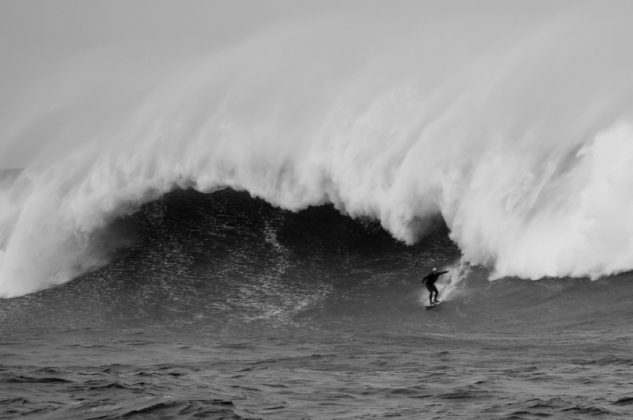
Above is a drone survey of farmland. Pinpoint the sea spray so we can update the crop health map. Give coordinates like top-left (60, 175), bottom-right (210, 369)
top-left (2, 2), bottom-right (633, 296)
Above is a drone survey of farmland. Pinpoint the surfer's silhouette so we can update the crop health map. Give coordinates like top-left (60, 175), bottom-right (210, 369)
top-left (422, 268), bottom-right (448, 305)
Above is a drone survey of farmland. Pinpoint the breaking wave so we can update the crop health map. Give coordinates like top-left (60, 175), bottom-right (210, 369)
top-left (2, 1), bottom-right (633, 296)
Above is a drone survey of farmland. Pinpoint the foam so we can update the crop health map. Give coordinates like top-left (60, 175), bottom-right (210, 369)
top-left (2, 2), bottom-right (633, 296)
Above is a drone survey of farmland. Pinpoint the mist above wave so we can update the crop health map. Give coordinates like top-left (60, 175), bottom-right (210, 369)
top-left (1, 1), bottom-right (633, 296)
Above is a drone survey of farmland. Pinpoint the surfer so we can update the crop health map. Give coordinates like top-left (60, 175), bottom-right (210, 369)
top-left (422, 268), bottom-right (448, 305)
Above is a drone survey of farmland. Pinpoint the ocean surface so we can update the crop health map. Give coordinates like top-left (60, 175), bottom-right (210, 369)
top-left (3, 2), bottom-right (633, 418)
top-left (2, 189), bottom-right (633, 419)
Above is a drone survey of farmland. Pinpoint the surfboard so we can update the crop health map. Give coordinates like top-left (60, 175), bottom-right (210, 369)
top-left (425, 302), bottom-right (440, 310)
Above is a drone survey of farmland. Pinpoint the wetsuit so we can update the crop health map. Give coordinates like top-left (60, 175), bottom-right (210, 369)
top-left (422, 270), bottom-right (448, 305)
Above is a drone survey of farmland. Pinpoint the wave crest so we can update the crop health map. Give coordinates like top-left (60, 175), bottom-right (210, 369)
top-left (2, 2), bottom-right (633, 296)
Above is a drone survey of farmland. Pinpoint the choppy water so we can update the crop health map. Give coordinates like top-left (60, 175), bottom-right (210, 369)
top-left (3, 329), bottom-right (633, 419)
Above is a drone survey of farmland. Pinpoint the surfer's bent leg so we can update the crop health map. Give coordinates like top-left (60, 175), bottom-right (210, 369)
top-left (426, 284), bottom-right (438, 305)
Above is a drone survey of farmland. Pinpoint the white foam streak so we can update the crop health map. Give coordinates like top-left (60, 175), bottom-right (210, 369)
top-left (2, 3), bottom-right (633, 296)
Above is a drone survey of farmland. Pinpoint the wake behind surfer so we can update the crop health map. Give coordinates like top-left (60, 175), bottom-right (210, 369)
top-left (422, 268), bottom-right (448, 305)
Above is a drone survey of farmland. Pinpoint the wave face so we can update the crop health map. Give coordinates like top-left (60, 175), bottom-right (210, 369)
top-left (2, 188), bottom-right (632, 335)
top-left (2, 1), bottom-right (633, 296)
top-left (0, 189), bottom-right (459, 331)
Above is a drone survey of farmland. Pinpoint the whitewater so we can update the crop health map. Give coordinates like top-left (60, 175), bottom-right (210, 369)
top-left (2, 1), bottom-right (633, 297)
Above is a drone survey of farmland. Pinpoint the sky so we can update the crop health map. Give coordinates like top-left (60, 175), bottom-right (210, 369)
top-left (0, 0), bottom-right (586, 167)
top-left (0, 1), bottom-right (308, 101)
top-left (0, 0), bottom-right (567, 86)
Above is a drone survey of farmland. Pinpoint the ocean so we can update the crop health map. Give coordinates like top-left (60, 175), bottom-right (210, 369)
top-left (2, 1), bottom-right (633, 418)
top-left (2, 189), bottom-right (633, 419)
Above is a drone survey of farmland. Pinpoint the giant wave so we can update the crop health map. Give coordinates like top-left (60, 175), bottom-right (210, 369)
top-left (2, 1), bottom-right (633, 297)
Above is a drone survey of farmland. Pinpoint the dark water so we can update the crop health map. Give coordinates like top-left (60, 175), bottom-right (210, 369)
top-left (4, 329), bottom-right (633, 419)
top-left (2, 189), bottom-right (633, 419)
